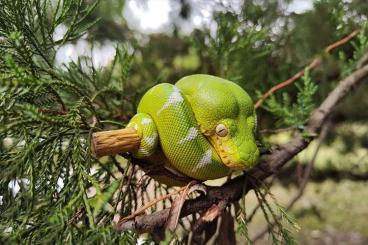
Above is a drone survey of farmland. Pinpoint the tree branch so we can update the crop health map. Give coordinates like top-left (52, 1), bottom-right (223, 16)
top-left (251, 124), bottom-right (329, 242)
top-left (116, 64), bottom-right (368, 233)
top-left (255, 30), bottom-right (360, 109)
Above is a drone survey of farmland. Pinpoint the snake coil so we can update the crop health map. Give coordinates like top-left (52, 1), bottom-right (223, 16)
top-left (127, 74), bottom-right (259, 185)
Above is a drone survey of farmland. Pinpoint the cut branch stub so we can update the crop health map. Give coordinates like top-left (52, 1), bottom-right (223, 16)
top-left (91, 128), bottom-right (141, 158)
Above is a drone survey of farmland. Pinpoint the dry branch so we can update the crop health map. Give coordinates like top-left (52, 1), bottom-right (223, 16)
top-left (91, 128), bottom-right (140, 157)
top-left (116, 64), bottom-right (368, 233)
top-left (191, 200), bottom-right (228, 236)
top-left (254, 30), bottom-right (360, 109)
top-left (91, 30), bottom-right (360, 157)
top-left (251, 124), bottom-right (329, 242)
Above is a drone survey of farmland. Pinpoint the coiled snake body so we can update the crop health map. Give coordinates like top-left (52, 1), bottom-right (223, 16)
top-left (127, 74), bottom-right (259, 185)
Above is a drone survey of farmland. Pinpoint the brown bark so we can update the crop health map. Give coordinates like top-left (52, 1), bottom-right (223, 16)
top-left (116, 64), bottom-right (368, 233)
top-left (91, 127), bottom-right (140, 157)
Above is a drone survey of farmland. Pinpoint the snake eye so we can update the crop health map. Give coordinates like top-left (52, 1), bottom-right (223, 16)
top-left (215, 124), bottom-right (228, 137)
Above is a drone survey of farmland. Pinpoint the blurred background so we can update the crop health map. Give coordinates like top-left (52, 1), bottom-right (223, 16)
top-left (56, 0), bottom-right (368, 243)
top-left (1, 0), bottom-right (368, 244)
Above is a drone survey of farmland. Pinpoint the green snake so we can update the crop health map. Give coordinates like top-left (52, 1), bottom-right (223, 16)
top-left (127, 74), bottom-right (259, 185)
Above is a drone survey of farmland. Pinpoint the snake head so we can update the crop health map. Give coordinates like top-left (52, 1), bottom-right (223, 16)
top-left (207, 113), bottom-right (259, 170)
top-left (177, 74), bottom-right (260, 171)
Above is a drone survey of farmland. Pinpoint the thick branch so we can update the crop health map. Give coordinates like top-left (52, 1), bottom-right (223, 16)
top-left (252, 124), bottom-right (329, 242)
top-left (91, 128), bottom-right (140, 157)
top-left (116, 64), bottom-right (368, 233)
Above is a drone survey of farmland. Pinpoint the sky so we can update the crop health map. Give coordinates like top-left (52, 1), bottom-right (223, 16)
top-left (123, 0), bottom-right (313, 33)
top-left (55, 0), bottom-right (314, 67)
top-left (6, 0), bottom-right (315, 199)
top-left (123, 0), bottom-right (243, 34)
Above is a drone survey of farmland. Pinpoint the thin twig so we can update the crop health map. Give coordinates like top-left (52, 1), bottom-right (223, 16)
top-left (191, 200), bottom-right (228, 244)
top-left (113, 161), bottom-right (131, 212)
top-left (124, 163), bottom-right (136, 212)
top-left (255, 30), bottom-right (360, 109)
top-left (251, 123), bottom-right (329, 242)
top-left (115, 64), bottom-right (368, 233)
top-left (259, 127), bottom-right (296, 134)
top-left (117, 181), bottom-right (195, 225)
top-left (246, 175), bottom-right (276, 223)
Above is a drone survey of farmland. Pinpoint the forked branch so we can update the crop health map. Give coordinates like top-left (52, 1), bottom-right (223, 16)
top-left (116, 64), bottom-right (368, 233)
top-left (254, 30), bottom-right (360, 109)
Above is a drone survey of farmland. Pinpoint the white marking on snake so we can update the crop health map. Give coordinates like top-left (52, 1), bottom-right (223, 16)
top-left (178, 127), bottom-right (198, 144)
top-left (194, 149), bottom-right (212, 171)
top-left (138, 148), bottom-right (150, 157)
top-left (141, 118), bottom-right (152, 124)
top-left (144, 132), bottom-right (158, 146)
top-left (157, 87), bottom-right (183, 115)
top-left (133, 124), bottom-right (138, 131)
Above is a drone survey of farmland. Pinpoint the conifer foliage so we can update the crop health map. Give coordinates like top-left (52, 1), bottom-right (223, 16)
top-left (0, 0), bottom-right (367, 244)
top-left (0, 0), bottom-right (137, 243)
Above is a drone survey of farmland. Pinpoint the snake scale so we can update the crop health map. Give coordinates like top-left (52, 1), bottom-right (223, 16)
top-left (127, 74), bottom-right (259, 185)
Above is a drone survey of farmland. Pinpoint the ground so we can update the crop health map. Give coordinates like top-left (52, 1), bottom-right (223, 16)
top-left (246, 122), bottom-right (368, 244)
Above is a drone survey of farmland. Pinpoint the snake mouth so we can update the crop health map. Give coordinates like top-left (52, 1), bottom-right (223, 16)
top-left (207, 134), bottom-right (259, 170)
top-left (207, 135), bottom-right (245, 170)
